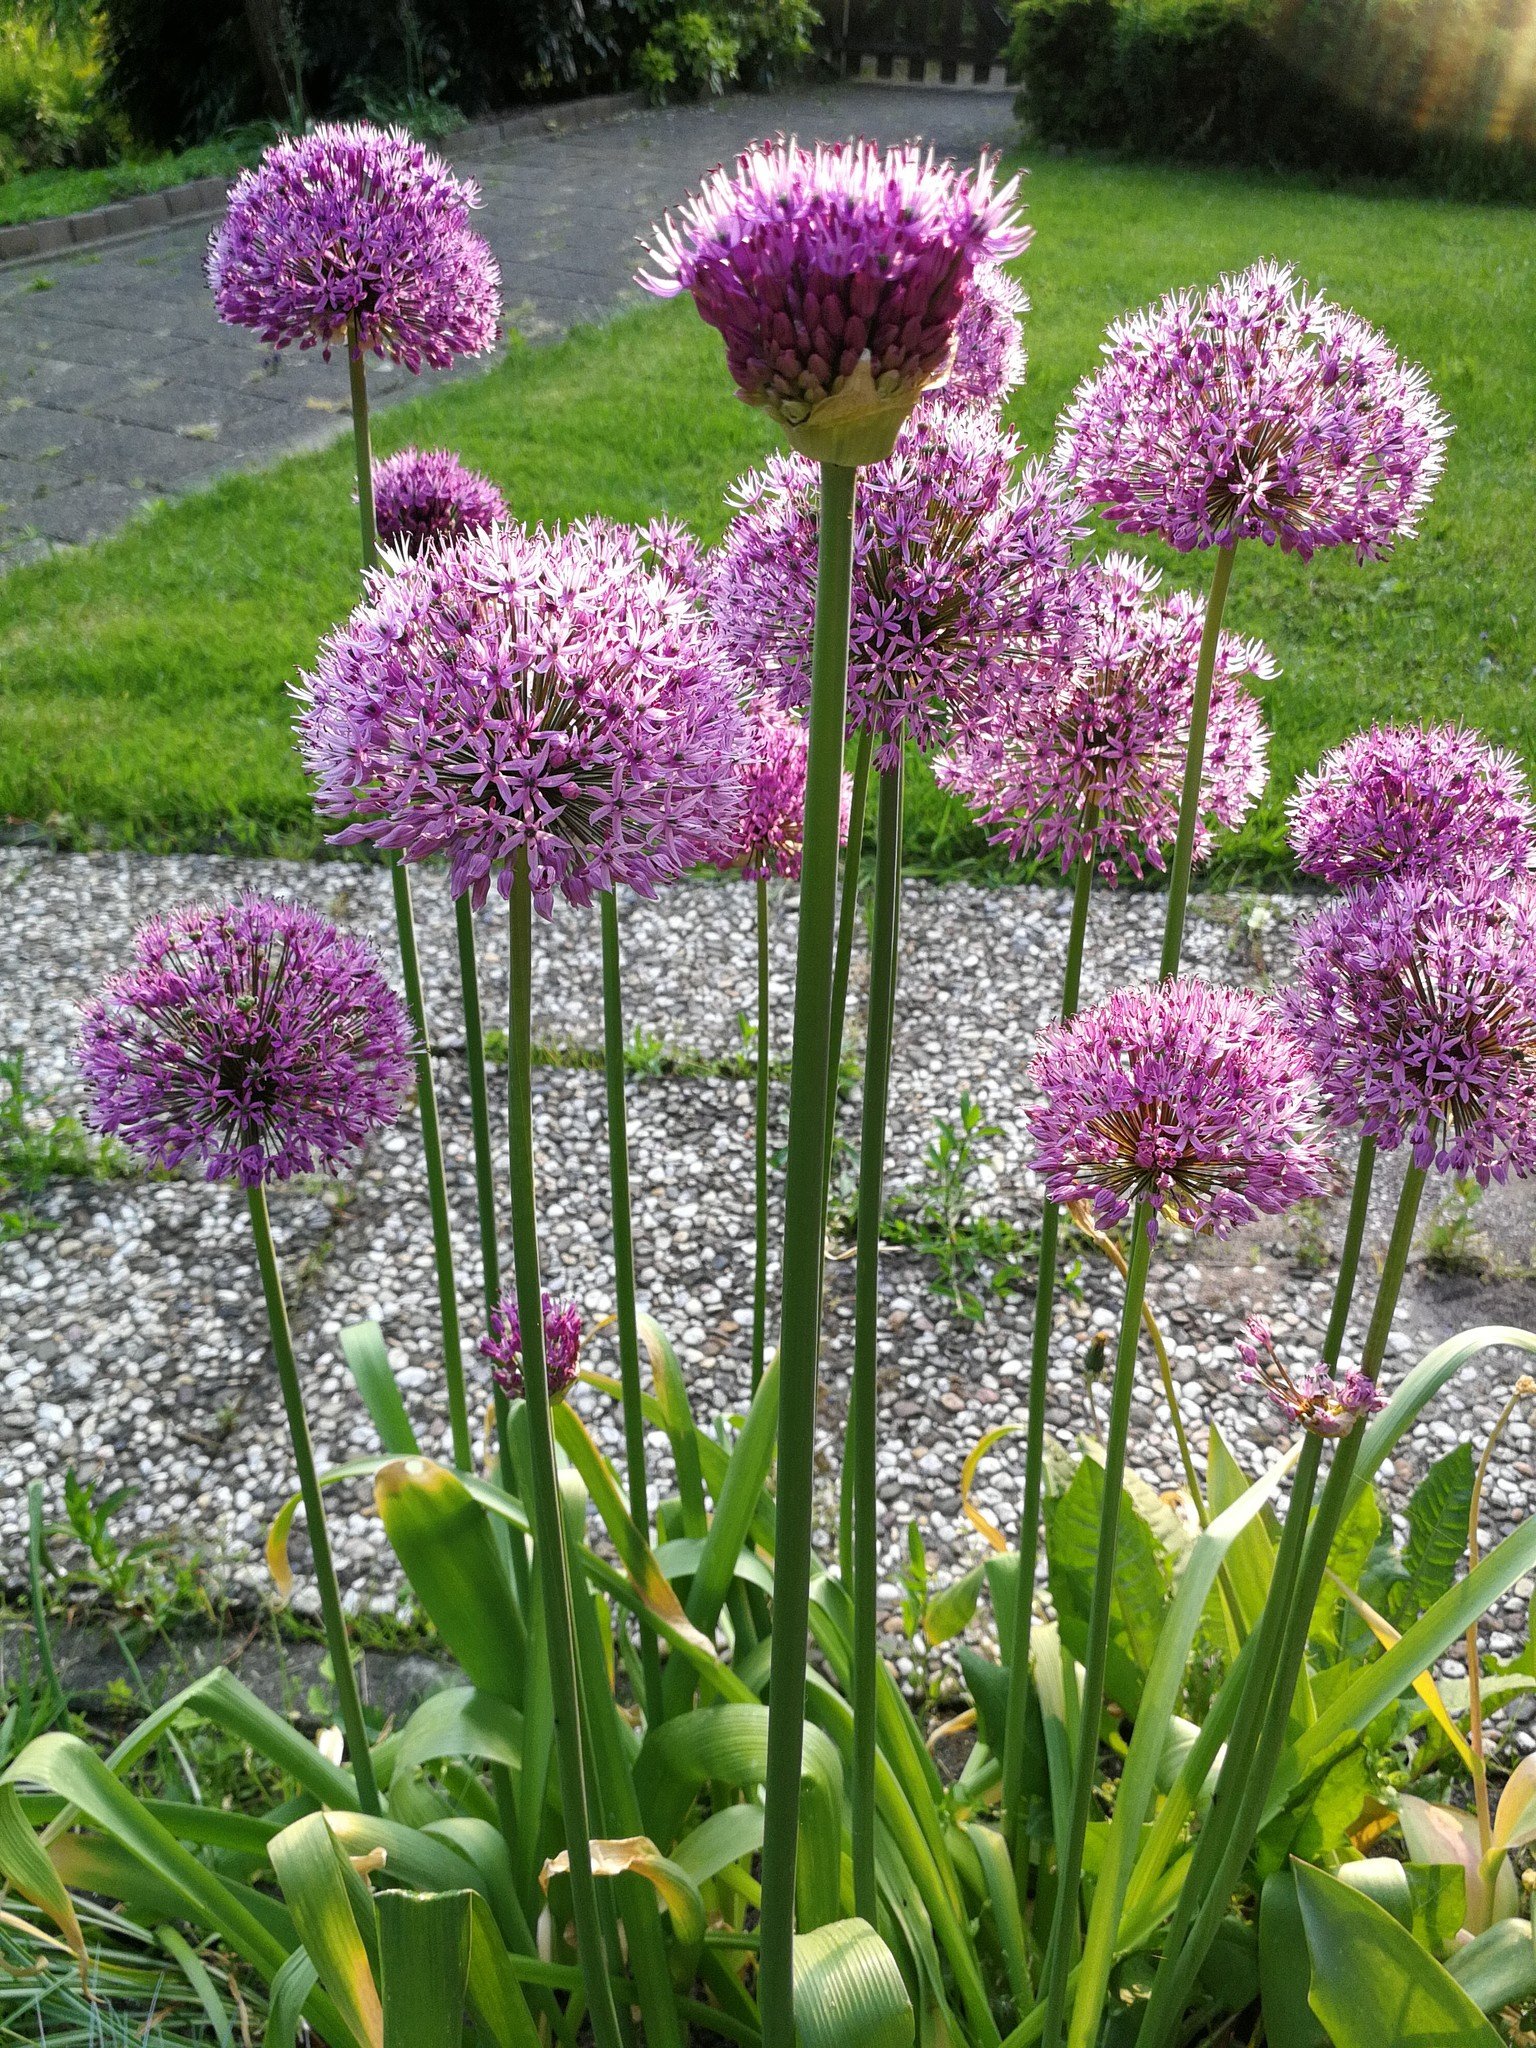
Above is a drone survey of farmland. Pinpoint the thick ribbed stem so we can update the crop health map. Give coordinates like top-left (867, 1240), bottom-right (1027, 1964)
top-left (823, 724), bottom-right (875, 1193)
top-left (1158, 544), bottom-right (1235, 981)
top-left (507, 861), bottom-right (625, 2048)
top-left (1039, 1204), bottom-right (1154, 2048)
top-left (851, 750), bottom-right (904, 1924)
top-left (1002, 847), bottom-right (1096, 1863)
top-left (753, 876), bottom-right (772, 1395)
top-left (1322, 1135), bottom-right (1377, 1367)
top-left (759, 461), bottom-right (858, 2048)
top-left (247, 1186), bottom-right (378, 1816)
top-left (600, 888), bottom-right (663, 1726)
top-left (454, 895), bottom-right (517, 1491)
top-left (347, 321), bottom-right (469, 1473)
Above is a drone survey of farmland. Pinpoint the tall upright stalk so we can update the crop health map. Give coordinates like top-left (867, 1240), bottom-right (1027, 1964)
top-left (752, 875), bottom-right (773, 1395)
top-left (506, 858), bottom-right (626, 2048)
top-left (1158, 544), bottom-right (1236, 981)
top-left (1002, 844), bottom-right (1096, 1863)
top-left (824, 726), bottom-right (876, 1192)
top-left (600, 887), bottom-right (664, 1726)
top-left (247, 1186), bottom-right (379, 1816)
top-left (346, 320), bottom-right (470, 1473)
top-left (759, 460), bottom-right (858, 2048)
top-left (1038, 1201), bottom-right (1155, 2048)
top-left (851, 749), bottom-right (905, 1923)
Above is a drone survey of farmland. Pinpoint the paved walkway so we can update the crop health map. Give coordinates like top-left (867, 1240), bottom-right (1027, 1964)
top-left (0, 84), bottom-right (1016, 569)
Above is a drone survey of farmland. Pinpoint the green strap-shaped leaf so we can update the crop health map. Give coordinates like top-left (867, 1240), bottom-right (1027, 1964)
top-left (1446, 1917), bottom-right (1536, 2013)
top-left (341, 1320), bottom-right (421, 1456)
top-left (1206, 1423), bottom-right (1277, 1644)
top-left (373, 1459), bottom-right (526, 1704)
top-left (267, 1948), bottom-right (321, 2048)
top-left (1293, 1859), bottom-right (1502, 2045)
top-left (463, 1891), bottom-right (542, 2048)
top-left (0, 1780), bottom-right (87, 1982)
top-left (375, 1685), bottom-right (525, 1785)
top-left (157, 1924), bottom-right (237, 2048)
top-left (268, 1811), bottom-right (383, 2048)
top-left (377, 1888), bottom-right (471, 2048)
top-left (793, 1917), bottom-right (914, 2048)
top-left (639, 1313), bottom-right (707, 1537)
top-left (964, 1823), bottom-right (1031, 2013)
top-left (1348, 1326), bottom-right (1536, 1516)
top-left (669, 1802), bottom-right (765, 1887)
top-left (1259, 1871), bottom-right (1328, 2048)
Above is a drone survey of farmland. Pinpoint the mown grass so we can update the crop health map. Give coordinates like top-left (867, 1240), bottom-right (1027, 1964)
top-left (0, 138), bottom-right (261, 226)
top-left (2, 148), bottom-right (1533, 880)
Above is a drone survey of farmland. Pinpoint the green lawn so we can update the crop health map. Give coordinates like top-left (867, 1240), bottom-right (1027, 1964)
top-left (3, 150), bottom-right (1534, 880)
top-left (0, 138), bottom-right (260, 226)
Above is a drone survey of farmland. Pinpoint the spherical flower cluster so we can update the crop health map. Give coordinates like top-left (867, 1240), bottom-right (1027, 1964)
top-left (708, 401), bottom-right (1084, 765)
top-left (372, 448), bottom-right (506, 556)
top-left (640, 137), bottom-right (1028, 465)
top-left (299, 518), bottom-right (742, 916)
top-left (936, 552), bottom-right (1272, 881)
top-left (1057, 260), bottom-right (1450, 561)
top-left (1286, 874), bottom-right (1536, 1181)
top-left (480, 1293), bottom-right (584, 1403)
top-left (78, 896), bottom-right (412, 1188)
top-left (207, 123), bottom-right (501, 370)
top-left (1288, 722), bottom-right (1534, 887)
top-left (713, 703), bottom-right (850, 882)
top-left (938, 260), bottom-right (1027, 410)
top-left (1028, 978), bottom-right (1331, 1238)
top-left (1235, 1316), bottom-right (1383, 1437)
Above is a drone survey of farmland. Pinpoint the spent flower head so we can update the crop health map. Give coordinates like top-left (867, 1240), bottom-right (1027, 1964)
top-left (300, 518), bottom-right (742, 916)
top-left (1235, 1316), bottom-right (1384, 1437)
top-left (372, 447), bottom-right (506, 556)
top-left (1286, 874), bottom-right (1536, 1181)
top-left (1288, 722), bottom-right (1534, 888)
top-left (1028, 977), bottom-right (1331, 1238)
top-left (207, 123), bottom-right (501, 370)
top-left (480, 1293), bottom-right (583, 1403)
top-left (78, 895), bottom-right (412, 1188)
top-left (936, 551), bottom-right (1272, 881)
top-left (708, 400), bottom-right (1084, 766)
top-left (640, 136), bottom-right (1028, 464)
top-left (1057, 260), bottom-right (1449, 561)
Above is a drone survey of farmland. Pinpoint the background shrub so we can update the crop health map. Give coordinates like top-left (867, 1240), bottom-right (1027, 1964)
top-left (1009, 0), bottom-right (1536, 201)
top-left (0, 3), bottom-right (124, 176)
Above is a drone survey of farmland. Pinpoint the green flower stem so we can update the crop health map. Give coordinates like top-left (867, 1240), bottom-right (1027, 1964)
top-left (1322, 1134), bottom-right (1377, 1366)
top-left (246, 1185), bottom-right (379, 1817)
top-left (455, 895), bottom-right (501, 1326)
top-left (1002, 845), bottom-right (1096, 1865)
top-left (600, 887), bottom-right (664, 1726)
top-left (852, 748), bottom-right (905, 1924)
top-left (507, 858), bottom-right (626, 2048)
top-left (1134, 1156), bottom-right (1428, 2048)
top-left (1038, 1201), bottom-right (1155, 2048)
top-left (346, 321), bottom-right (471, 1474)
top-left (752, 875), bottom-right (772, 1396)
top-left (1158, 544), bottom-right (1236, 981)
top-left (823, 724), bottom-right (876, 1194)
top-left (759, 459), bottom-right (859, 2048)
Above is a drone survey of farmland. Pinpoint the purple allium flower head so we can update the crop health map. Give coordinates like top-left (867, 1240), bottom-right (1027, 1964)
top-left (1057, 260), bottom-right (1450, 562)
top-left (371, 448), bottom-right (506, 557)
top-left (937, 260), bottom-right (1028, 410)
top-left (935, 551), bottom-right (1272, 882)
top-left (708, 400), bottom-right (1084, 767)
top-left (1287, 722), bottom-right (1534, 888)
top-left (713, 702), bottom-right (851, 882)
top-left (480, 1292), bottom-right (583, 1403)
top-left (207, 123), bottom-right (501, 370)
top-left (1285, 874), bottom-right (1536, 1181)
top-left (639, 136), bottom-right (1029, 465)
top-left (78, 895), bottom-right (412, 1188)
top-left (1235, 1315), bottom-right (1384, 1436)
top-left (1028, 977), bottom-right (1331, 1239)
top-left (300, 518), bottom-right (742, 916)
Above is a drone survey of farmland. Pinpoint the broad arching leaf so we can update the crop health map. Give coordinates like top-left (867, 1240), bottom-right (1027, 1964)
top-left (792, 1917), bottom-right (914, 2048)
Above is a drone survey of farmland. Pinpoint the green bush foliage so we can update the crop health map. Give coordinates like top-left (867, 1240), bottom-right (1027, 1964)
top-left (1009, 0), bottom-right (1536, 200)
top-left (0, 4), bottom-right (123, 177)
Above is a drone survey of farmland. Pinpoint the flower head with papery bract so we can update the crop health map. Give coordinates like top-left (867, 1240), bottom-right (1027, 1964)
top-left (207, 123), bottom-right (501, 370)
top-left (1286, 874), bottom-right (1536, 1181)
top-left (935, 552), bottom-right (1272, 882)
top-left (708, 400), bottom-right (1084, 766)
top-left (1288, 722), bottom-right (1534, 887)
top-left (480, 1293), bottom-right (583, 1403)
top-left (1028, 978), bottom-right (1331, 1238)
top-left (78, 896), bottom-right (412, 1188)
top-left (372, 448), bottom-right (506, 557)
top-left (640, 137), bottom-right (1029, 465)
top-left (300, 518), bottom-right (742, 916)
top-left (712, 703), bottom-right (847, 882)
top-left (936, 260), bottom-right (1027, 410)
top-left (1235, 1316), bottom-right (1383, 1438)
top-left (1057, 260), bottom-right (1449, 561)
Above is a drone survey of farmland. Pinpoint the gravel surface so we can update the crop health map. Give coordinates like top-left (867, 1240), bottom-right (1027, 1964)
top-left (4, 851), bottom-right (1535, 1717)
